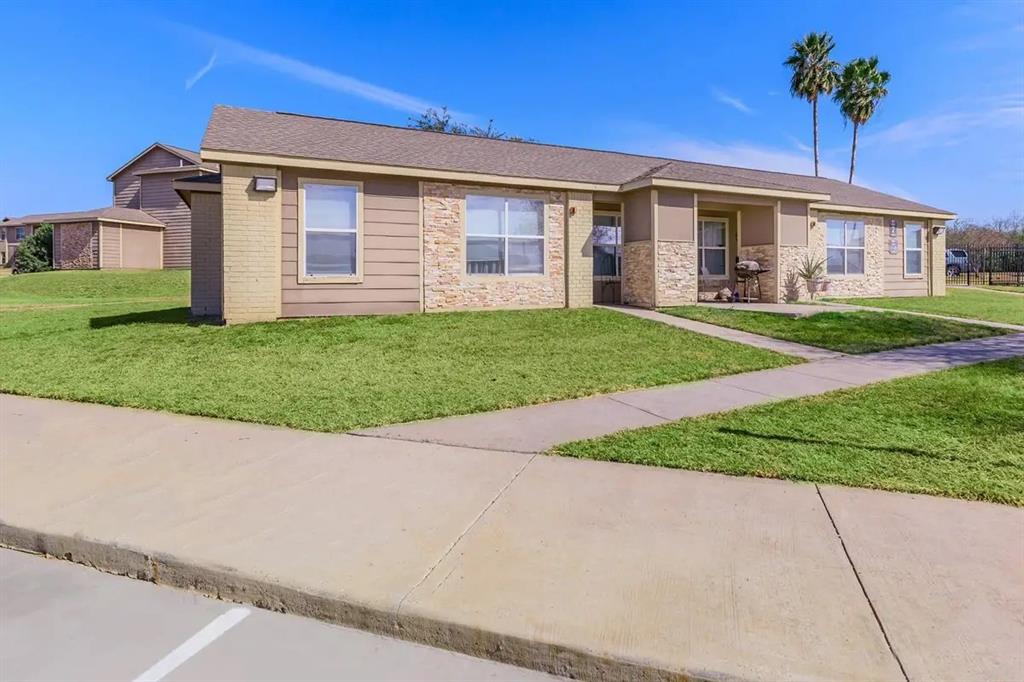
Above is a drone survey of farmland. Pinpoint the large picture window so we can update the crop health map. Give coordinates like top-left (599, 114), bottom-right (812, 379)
top-left (593, 213), bottom-right (622, 277)
top-left (698, 219), bottom-right (727, 277)
top-left (301, 181), bottom-right (360, 278)
top-left (904, 223), bottom-right (923, 276)
top-left (826, 219), bottom-right (865, 275)
top-left (466, 195), bottom-right (544, 275)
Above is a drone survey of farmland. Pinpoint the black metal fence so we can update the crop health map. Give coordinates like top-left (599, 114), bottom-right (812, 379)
top-left (946, 246), bottom-right (1024, 287)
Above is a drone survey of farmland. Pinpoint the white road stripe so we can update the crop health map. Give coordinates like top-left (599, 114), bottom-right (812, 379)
top-left (133, 607), bottom-right (251, 682)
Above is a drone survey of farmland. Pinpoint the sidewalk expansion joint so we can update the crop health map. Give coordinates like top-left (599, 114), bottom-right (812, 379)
top-left (394, 453), bottom-right (539, 615)
top-left (604, 396), bottom-right (674, 423)
top-left (345, 430), bottom-right (541, 455)
top-left (815, 484), bottom-right (910, 682)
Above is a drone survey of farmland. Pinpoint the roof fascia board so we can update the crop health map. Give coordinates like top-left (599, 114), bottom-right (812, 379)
top-left (622, 176), bottom-right (831, 201)
top-left (134, 164), bottom-right (218, 176)
top-left (201, 149), bottom-right (622, 192)
top-left (810, 203), bottom-right (956, 220)
top-left (106, 143), bottom-right (199, 181)
top-left (172, 179), bottom-right (222, 193)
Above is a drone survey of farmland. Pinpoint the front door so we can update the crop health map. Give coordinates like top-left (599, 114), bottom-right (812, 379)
top-left (593, 211), bottom-right (622, 303)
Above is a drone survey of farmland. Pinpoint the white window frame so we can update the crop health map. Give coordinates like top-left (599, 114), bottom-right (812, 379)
top-left (464, 193), bottom-right (546, 277)
top-left (903, 222), bottom-right (924, 278)
top-left (825, 218), bottom-right (866, 277)
top-left (698, 217), bottom-right (729, 279)
top-left (297, 178), bottom-right (363, 284)
top-left (592, 211), bottom-right (623, 279)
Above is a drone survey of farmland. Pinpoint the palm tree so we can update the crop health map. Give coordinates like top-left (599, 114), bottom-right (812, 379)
top-left (784, 32), bottom-right (840, 177)
top-left (834, 57), bottom-right (891, 184)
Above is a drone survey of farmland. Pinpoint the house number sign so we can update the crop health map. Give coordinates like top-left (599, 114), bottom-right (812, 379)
top-left (888, 219), bottom-right (898, 238)
top-left (888, 239), bottom-right (899, 255)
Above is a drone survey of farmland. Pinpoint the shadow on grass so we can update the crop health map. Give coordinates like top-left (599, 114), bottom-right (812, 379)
top-left (714, 427), bottom-right (1011, 467)
top-left (89, 307), bottom-right (220, 329)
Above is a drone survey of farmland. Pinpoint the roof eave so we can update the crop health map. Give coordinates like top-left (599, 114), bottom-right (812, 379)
top-left (621, 177), bottom-right (831, 201)
top-left (809, 202), bottom-right (956, 221)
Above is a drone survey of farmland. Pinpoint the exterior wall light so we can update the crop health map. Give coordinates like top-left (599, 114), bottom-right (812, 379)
top-left (932, 225), bottom-right (946, 236)
top-left (253, 176), bottom-right (278, 193)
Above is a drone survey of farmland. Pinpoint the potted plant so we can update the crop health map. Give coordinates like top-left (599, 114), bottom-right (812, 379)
top-left (795, 254), bottom-right (829, 300)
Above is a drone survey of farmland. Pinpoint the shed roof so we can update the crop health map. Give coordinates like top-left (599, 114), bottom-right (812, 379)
top-left (2, 207), bottom-right (164, 228)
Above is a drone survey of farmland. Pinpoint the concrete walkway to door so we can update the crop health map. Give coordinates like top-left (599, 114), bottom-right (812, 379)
top-left (357, 332), bottom-right (1024, 452)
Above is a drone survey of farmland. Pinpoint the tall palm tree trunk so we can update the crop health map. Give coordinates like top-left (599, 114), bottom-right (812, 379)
top-left (812, 97), bottom-right (820, 177)
top-left (848, 121), bottom-right (859, 184)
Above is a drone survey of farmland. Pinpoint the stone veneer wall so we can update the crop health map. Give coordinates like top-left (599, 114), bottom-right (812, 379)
top-left (807, 213), bottom-right (885, 298)
top-left (422, 182), bottom-right (566, 311)
top-left (737, 244), bottom-right (778, 303)
top-left (565, 192), bottom-right (593, 308)
top-left (622, 240), bottom-right (653, 307)
top-left (656, 241), bottom-right (698, 306)
top-left (54, 222), bottom-right (99, 270)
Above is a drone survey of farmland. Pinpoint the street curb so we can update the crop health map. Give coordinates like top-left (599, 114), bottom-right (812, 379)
top-left (0, 524), bottom-right (727, 682)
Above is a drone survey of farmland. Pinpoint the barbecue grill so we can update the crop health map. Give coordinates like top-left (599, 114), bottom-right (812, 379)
top-left (734, 260), bottom-right (772, 302)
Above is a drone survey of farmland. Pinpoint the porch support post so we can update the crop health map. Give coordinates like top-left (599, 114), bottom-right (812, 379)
top-left (565, 192), bottom-right (594, 308)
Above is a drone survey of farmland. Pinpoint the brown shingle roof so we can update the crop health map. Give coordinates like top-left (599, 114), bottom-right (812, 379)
top-left (201, 105), bottom-right (953, 216)
top-left (2, 207), bottom-right (164, 228)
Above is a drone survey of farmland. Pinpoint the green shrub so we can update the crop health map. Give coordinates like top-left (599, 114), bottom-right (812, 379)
top-left (13, 223), bottom-right (53, 274)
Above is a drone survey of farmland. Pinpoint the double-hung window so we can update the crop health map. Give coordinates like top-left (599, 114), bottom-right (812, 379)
top-left (466, 195), bottom-right (544, 275)
top-left (698, 219), bottom-right (728, 277)
top-left (904, 223), bottom-right (923, 276)
top-left (592, 213), bottom-right (622, 277)
top-left (826, 219), bottom-right (865, 275)
top-left (15, 227), bottom-right (26, 241)
top-left (301, 181), bottom-right (360, 279)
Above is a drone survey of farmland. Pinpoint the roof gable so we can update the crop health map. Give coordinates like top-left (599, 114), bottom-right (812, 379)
top-left (106, 143), bottom-right (204, 181)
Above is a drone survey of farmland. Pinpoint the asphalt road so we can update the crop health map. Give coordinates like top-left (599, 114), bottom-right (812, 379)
top-left (0, 549), bottom-right (560, 682)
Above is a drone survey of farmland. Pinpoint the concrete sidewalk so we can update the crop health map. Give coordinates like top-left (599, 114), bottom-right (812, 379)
top-left (358, 333), bottom-right (1024, 452)
top-left (2, 394), bottom-right (1022, 682)
top-left (819, 300), bottom-right (1024, 331)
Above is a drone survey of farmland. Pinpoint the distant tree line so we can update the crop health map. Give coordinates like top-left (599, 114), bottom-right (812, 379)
top-left (947, 213), bottom-right (1024, 249)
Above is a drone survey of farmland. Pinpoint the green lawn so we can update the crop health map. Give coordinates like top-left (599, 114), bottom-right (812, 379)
top-left (831, 287), bottom-right (1024, 326)
top-left (0, 271), bottom-right (796, 431)
top-left (660, 306), bottom-right (1003, 354)
top-left (973, 285), bottom-right (1024, 294)
top-left (553, 359), bottom-right (1024, 506)
top-left (0, 269), bottom-right (189, 306)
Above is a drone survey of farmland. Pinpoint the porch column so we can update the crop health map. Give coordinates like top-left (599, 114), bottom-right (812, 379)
top-left (565, 192), bottom-right (593, 308)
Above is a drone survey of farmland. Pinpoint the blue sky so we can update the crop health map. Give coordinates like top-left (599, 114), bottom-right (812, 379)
top-left (2, 0), bottom-right (1021, 221)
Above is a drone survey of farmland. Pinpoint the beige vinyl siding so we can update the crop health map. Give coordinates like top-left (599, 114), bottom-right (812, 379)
top-left (112, 147), bottom-right (184, 209)
top-left (622, 188), bottom-right (652, 242)
top-left (779, 200), bottom-right (809, 246)
top-left (281, 169), bottom-right (420, 317)
top-left (140, 170), bottom-right (195, 268)
top-left (742, 205), bottom-right (774, 246)
top-left (121, 225), bottom-right (162, 269)
top-left (884, 217), bottom-right (929, 297)
top-left (100, 223), bottom-right (122, 268)
top-left (656, 189), bottom-right (696, 241)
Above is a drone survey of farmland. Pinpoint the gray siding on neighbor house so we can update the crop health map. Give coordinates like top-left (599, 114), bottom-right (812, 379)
top-left (112, 148), bottom-right (184, 209)
top-left (121, 224), bottom-right (162, 269)
top-left (100, 223), bottom-right (122, 268)
top-left (883, 217), bottom-right (930, 297)
top-left (140, 170), bottom-right (196, 268)
top-left (280, 169), bottom-right (421, 317)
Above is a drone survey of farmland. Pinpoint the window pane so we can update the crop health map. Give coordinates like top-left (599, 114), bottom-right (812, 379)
top-left (847, 248), bottom-right (865, 274)
top-left (305, 232), bottom-right (356, 276)
top-left (507, 199), bottom-right (544, 236)
top-left (826, 220), bottom-right (845, 246)
top-left (592, 224), bottom-right (619, 245)
top-left (594, 245), bottom-right (618, 276)
top-left (846, 221), bottom-right (865, 247)
top-left (467, 195), bottom-right (505, 236)
top-left (467, 236), bottom-right (504, 274)
top-left (906, 251), bottom-right (922, 274)
top-left (827, 248), bottom-right (845, 274)
top-left (594, 214), bottom-right (620, 228)
top-left (701, 222), bottom-right (726, 247)
top-left (306, 184), bottom-right (357, 230)
top-left (703, 248), bottom-right (726, 275)
top-left (508, 237), bottom-right (544, 274)
top-left (906, 225), bottom-right (923, 249)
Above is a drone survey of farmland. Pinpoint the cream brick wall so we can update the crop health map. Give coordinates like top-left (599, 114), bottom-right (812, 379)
top-left (422, 182), bottom-right (566, 310)
top-left (622, 240), bottom-right (654, 307)
top-left (221, 164), bottom-right (281, 324)
top-left (565, 192), bottom-right (593, 308)
top-left (656, 241), bottom-right (698, 306)
top-left (930, 222), bottom-right (946, 296)
top-left (190, 192), bottom-right (223, 319)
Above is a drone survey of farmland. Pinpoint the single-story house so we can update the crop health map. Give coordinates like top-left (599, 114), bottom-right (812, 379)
top-left (176, 105), bottom-right (955, 324)
top-left (2, 142), bottom-right (217, 269)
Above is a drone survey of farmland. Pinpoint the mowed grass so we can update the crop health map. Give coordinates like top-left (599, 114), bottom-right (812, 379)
top-left (660, 306), bottom-right (1003, 354)
top-left (0, 271), bottom-right (796, 431)
top-left (553, 359), bottom-right (1024, 505)
top-left (0, 269), bottom-right (189, 306)
top-left (831, 287), bottom-right (1024, 326)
